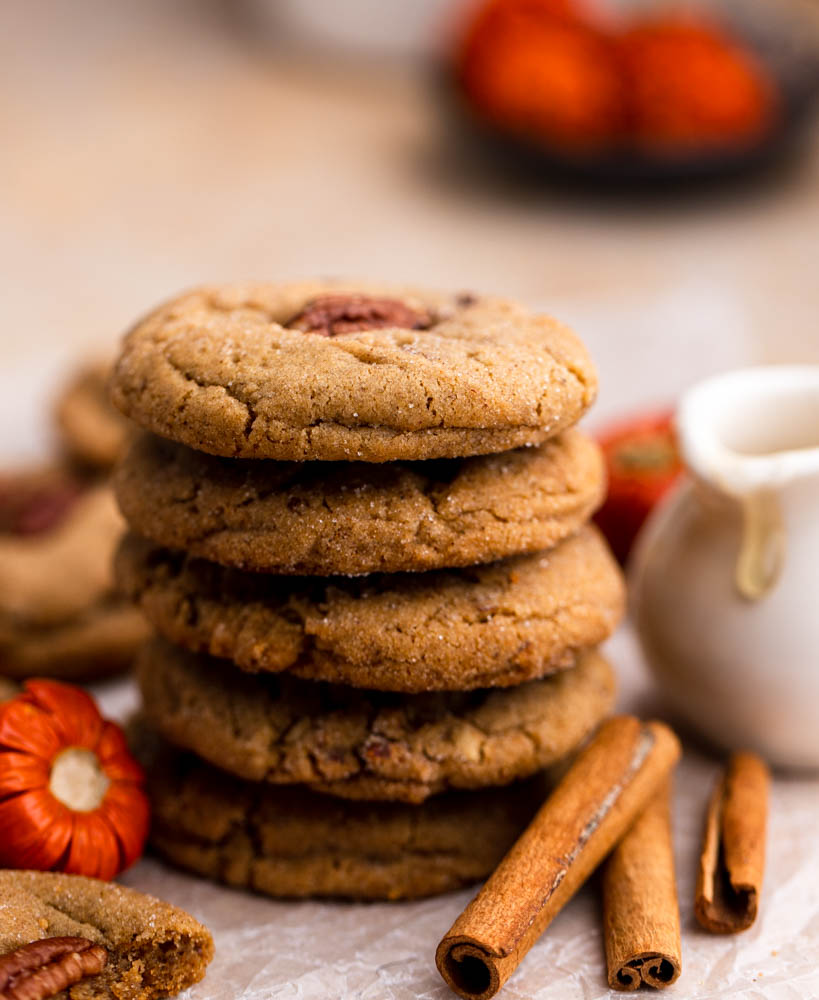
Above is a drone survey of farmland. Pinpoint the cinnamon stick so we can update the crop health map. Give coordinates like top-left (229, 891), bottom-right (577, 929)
top-left (602, 780), bottom-right (681, 990)
top-left (435, 716), bottom-right (680, 1000)
top-left (695, 751), bottom-right (769, 933)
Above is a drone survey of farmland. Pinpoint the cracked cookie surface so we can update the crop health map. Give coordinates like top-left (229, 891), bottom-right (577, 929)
top-left (117, 525), bottom-right (624, 691)
top-left (137, 637), bottom-right (615, 803)
top-left (147, 745), bottom-right (546, 899)
top-left (0, 869), bottom-right (213, 1000)
top-left (110, 281), bottom-right (597, 462)
top-left (115, 428), bottom-right (604, 575)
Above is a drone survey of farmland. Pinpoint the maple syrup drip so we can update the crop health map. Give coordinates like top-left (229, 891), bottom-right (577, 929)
top-left (735, 491), bottom-right (785, 601)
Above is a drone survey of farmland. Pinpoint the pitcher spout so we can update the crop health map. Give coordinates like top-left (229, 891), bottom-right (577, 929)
top-left (677, 365), bottom-right (819, 499)
top-left (677, 366), bottom-right (819, 600)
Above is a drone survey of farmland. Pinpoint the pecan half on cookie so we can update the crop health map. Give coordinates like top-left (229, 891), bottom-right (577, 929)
top-left (286, 293), bottom-right (431, 336)
top-left (0, 870), bottom-right (213, 1000)
top-left (0, 937), bottom-right (106, 1000)
top-left (0, 470), bottom-right (82, 536)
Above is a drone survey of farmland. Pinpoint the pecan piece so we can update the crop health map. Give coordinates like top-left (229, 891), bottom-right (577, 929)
top-left (362, 734), bottom-right (393, 762)
top-left (0, 937), bottom-right (107, 1000)
top-left (286, 294), bottom-right (431, 337)
top-left (0, 472), bottom-right (82, 535)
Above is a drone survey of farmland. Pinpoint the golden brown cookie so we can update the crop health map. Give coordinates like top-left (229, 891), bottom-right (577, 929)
top-left (0, 474), bottom-right (149, 680)
top-left (54, 361), bottom-right (132, 472)
top-left (115, 429), bottom-right (604, 576)
top-left (147, 744), bottom-right (546, 900)
top-left (0, 869), bottom-right (213, 999)
top-left (110, 281), bottom-right (597, 462)
top-left (117, 525), bottom-right (624, 691)
top-left (137, 637), bottom-right (615, 804)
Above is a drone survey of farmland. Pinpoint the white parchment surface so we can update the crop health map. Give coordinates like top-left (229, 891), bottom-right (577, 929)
top-left (94, 628), bottom-right (819, 1000)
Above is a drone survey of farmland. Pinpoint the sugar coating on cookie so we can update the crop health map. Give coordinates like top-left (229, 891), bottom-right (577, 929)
top-left (116, 524), bottom-right (624, 691)
top-left (137, 637), bottom-right (616, 803)
top-left (110, 281), bottom-right (598, 462)
top-left (114, 428), bottom-right (605, 575)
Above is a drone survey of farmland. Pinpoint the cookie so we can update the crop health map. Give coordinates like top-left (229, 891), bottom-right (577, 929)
top-left (0, 869), bottom-right (213, 999)
top-left (0, 676), bottom-right (18, 701)
top-left (117, 524), bottom-right (624, 691)
top-left (137, 638), bottom-right (615, 803)
top-left (54, 361), bottom-right (132, 472)
top-left (147, 744), bottom-right (545, 900)
top-left (110, 281), bottom-right (597, 462)
top-left (115, 428), bottom-right (604, 575)
top-left (0, 465), bottom-right (82, 535)
top-left (0, 604), bottom-right (150, 682)
top-left (0, 474), bottom-right (150, 679)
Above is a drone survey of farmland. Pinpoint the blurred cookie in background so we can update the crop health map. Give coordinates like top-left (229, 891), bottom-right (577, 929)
top-left (0, 466), bottom-right (149, 680)
top-left (0, 675), bottom-right (18, 701)
top-left (55, 360), bottom-right (132, 474)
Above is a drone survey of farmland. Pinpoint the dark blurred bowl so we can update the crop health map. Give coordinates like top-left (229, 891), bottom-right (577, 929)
top-left (444, 4), bottom-right (819, 187)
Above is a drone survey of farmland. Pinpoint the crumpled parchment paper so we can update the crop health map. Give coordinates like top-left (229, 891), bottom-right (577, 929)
top-left (96, 627), bottom-right (819, 1000)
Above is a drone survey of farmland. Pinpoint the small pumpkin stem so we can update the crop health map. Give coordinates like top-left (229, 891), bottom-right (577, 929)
top-left (49, 748), bottom-right (110, 812)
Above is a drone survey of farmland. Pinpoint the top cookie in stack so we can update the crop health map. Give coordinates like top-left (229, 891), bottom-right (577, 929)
top-left (111, 282), bottom-right (625, 900)
top-left (110, 281), bottom-right (597, 463)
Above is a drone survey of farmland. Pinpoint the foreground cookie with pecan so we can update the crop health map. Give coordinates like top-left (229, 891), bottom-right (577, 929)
top-left (146, 741), bottom-right (547, 900)
top-left (0, 471), bottom-right (149, 680)
top-left (0, 937), bottom-right (107, 1000)
top-left (117, 524), bottom-right (624, 691)
top-left (110, 281), bottom-right (597, 462)
top-left (0, 869), bottom-right (213, 999)
top-left (115, 429), bottom-right (604, 576)
top-left (137, 637), bottom-right (615, 803)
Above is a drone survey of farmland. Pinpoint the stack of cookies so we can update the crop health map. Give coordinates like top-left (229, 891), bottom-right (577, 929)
top-left (110, 282), bottom-right (625, 900)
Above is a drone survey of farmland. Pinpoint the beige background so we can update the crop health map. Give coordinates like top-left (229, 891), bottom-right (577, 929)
top-left (2, 2), bottom-right (818, 997)
top-left (2, 0), bottom-right (819, 458)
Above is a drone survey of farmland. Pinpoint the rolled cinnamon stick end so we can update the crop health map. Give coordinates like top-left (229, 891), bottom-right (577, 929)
top-left (435, 716), bottom-right (681, 1000)
top-left (695, 751), bottom-right (769, 933)
top-left (602, 781), bottom-right (681, 990)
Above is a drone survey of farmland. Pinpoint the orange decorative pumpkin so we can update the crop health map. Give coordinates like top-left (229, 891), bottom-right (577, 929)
top-left (455, 0), bottom-right (778, 155)
top-left (457, 0), bottom-right (627, 148)
top-left (619, 18), bottom-right (776, 150)
top-left (594, 410), bottom-right (682, 565)
top-left (0, 680), bottom-right (149, 879)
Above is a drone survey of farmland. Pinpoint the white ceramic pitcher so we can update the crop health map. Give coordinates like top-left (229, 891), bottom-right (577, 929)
top-left (632, 366), bottom-right (819, 769)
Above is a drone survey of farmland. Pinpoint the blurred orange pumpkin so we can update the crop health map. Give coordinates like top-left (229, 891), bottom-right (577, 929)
top-left (620, 17), bottom-right (776, 150)
top-left (594, 410), bottom-right (683, 564)
top-left (456, 0), bottom-right (777, 154)
top-left (457, 0), bottom-right (627, 148)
